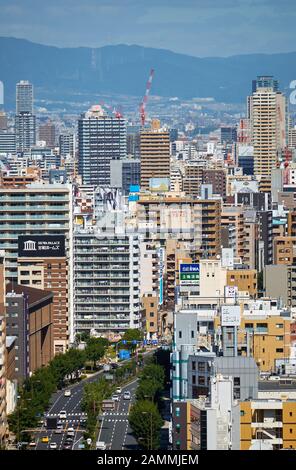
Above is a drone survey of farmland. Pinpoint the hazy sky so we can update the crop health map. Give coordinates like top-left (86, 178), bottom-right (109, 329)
top-left (0, 0), bottom-right (295, 57)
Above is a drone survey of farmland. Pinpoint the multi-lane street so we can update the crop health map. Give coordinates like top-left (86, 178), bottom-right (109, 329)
top-left (31, 349), bottom-right (156, 450)
top-left (97, 378), bottom-right (139, 450)
top-left (35, 368), bottom-right (105, 450)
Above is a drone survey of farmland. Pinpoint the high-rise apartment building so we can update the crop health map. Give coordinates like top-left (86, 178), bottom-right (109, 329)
top-left (17, 235), bottom-right (69, 354)
top-left (249, 76), bottom-right (286, 177)
top-left (0, 252), bottom-right (6, 444)
top-left (140, 122), bottom-right (170, 190)
top-left (0, 132), bottom-right (16, 154)
top-left (0, 184), bottom-right (74, 348)
top-left (78, 105), bottom-right (126, 186)
top-left (74, 229), bottom-right (140, 338)
top-left (16, 80), bottom-right (33, 114)
top-left (15, 112), bottom-right (36, 151)
top-left (59, 132), bottom-right (75, 158)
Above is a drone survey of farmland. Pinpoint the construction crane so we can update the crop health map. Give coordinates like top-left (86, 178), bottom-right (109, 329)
top-left (100, 101), bottom-right (123, 119)
top-left (139, 68), bottom-right (155, 127)
top-left (283, 146), bottom-right (292, 185)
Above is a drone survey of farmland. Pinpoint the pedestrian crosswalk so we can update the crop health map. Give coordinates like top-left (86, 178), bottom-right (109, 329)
top-left (104, 418), bottom-right (129, 423)
top-left (46, 412), bottom-right (87, 417)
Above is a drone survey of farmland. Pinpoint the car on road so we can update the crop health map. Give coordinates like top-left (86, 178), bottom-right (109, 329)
top-left (67, 427), bottom-right (75, 437)
top-left (123, 391), bottom-right (131, 400)
top-left (65, 437), bottom-right (73, 443)
top-left (64, 390), bottom-right (71, 397)
top-left (96, 441), bottom-right (106, 450)
top-left (59, 410), bottom-right (67, 420)
top-left (63, 443), bottom-right (72, 450)
top-left (111, 393), bottom-right (119, 401)
top-left (49, 442), bottom-right (58, 449)
top-left (29, 441), bottom-right (36, 448)
top-left (116, 387), bottom-right (122, 394)
top-left (41, 436), bottom-right (49, 443)
top-left (54, 428), bottom-right (63, 434)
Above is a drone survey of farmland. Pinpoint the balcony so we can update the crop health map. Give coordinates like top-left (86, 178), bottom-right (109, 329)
top-left (251, 421), bottom-right (283, 429)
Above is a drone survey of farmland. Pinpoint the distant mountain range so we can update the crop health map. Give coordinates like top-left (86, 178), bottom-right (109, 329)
top-left (1, 37), bottom-right (296, 107)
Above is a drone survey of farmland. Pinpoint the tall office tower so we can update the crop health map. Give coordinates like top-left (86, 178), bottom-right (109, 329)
top-left (0, 184), bottom-right (74, 348)
top-left (248, 76), bottom-right (287, 177)
top-left (16, 80), bottom-right (33, 114)
top-left (74, 229), bottom-right (140, 338)
top-left (0, 252), bottom-right (6, 444)
top-left (0, 112), bottom-right (8, 131)
top-left (78, 105), bottom-right (126, 186)
top-left (59, 132), bottom-right (75, 158)
top-left (140, 120), bottom-right (170, 190)
top-left (39, 121), bottom-right (56, 148)
top-left (15, 112), bottom-right (36, 151)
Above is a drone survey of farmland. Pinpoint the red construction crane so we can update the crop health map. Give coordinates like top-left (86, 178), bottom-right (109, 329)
top-left (283, 146), bottom-right (292, 185)
top-left (139, 68), bottom-right (155, 127)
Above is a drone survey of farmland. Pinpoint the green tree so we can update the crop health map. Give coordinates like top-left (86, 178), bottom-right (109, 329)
top-left (122, 329), bottom-right (143, 343)
top-left (85, 338), bottom-right (108, 370)
top-left (140, 364), bottom-right (165, 389)
top-left (136, 379), bottom-right (159, 401)
top-left (129, 400), bottom-right (163, 450)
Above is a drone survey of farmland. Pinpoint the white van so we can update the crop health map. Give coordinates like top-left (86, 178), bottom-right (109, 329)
top-left (96, 441), bottom-right (106, 450)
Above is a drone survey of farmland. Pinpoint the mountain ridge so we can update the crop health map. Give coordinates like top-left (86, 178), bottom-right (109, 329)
top-left (1, 37), bottom-right (296, 107)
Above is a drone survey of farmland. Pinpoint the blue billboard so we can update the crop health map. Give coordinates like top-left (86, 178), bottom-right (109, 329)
top-left (179, 263), bottom-right (200, 285)
top-left (119, 349), bottom-right (131, 360)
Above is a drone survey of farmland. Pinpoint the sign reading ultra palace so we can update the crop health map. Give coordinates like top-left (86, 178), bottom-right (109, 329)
top-left (18, 235), bottom-right (66, 258)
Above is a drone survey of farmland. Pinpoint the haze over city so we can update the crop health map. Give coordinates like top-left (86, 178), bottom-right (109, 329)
top-left (1, 0), bottom-right (296, 462)
top-left (0, 0), bottom-right (295, 56)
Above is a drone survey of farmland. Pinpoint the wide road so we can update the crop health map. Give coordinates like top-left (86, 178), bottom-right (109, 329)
top-left (33, 348), bottom-right (155, 450)
top-left (97, 378), bottom-right (139, 450)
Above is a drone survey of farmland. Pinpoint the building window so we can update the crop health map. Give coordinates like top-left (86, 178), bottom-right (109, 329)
top-left (276, 348), bottom-right (284, 353)
top-left (198, 362), bottom-right (205, 372)
top-left (192, 376), bottom-right (196, 384)
top-left (234, 377), bottom-right (240, 386)
top-left (192, 362), bottom-right (196, 371)
top-left (198, 376), bottom-right (205, 385)
top-left (191, 331), bottom-right (194, 338)
top-left (175, 408), bottom-right (180, 417)
top-left (240, 410), bottom-right (245, 416)
top-left (178, 331), bottom-right (182, 339)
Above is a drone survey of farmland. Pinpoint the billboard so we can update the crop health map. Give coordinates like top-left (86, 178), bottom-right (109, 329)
top-left (119, 349), bottom-right (131, 360)
top-left (18, 235), bottom-right (66, 258)
top-left (149, 177), bottom-right (170, 192)
top-left (224, 285), bottom-right (238, 299)
top-left (158, 247), bottom-right (165, 306)
top-left (221, 305), bottom-right (240, 327)
top-left (179, 263), bottom-right (199, 286)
